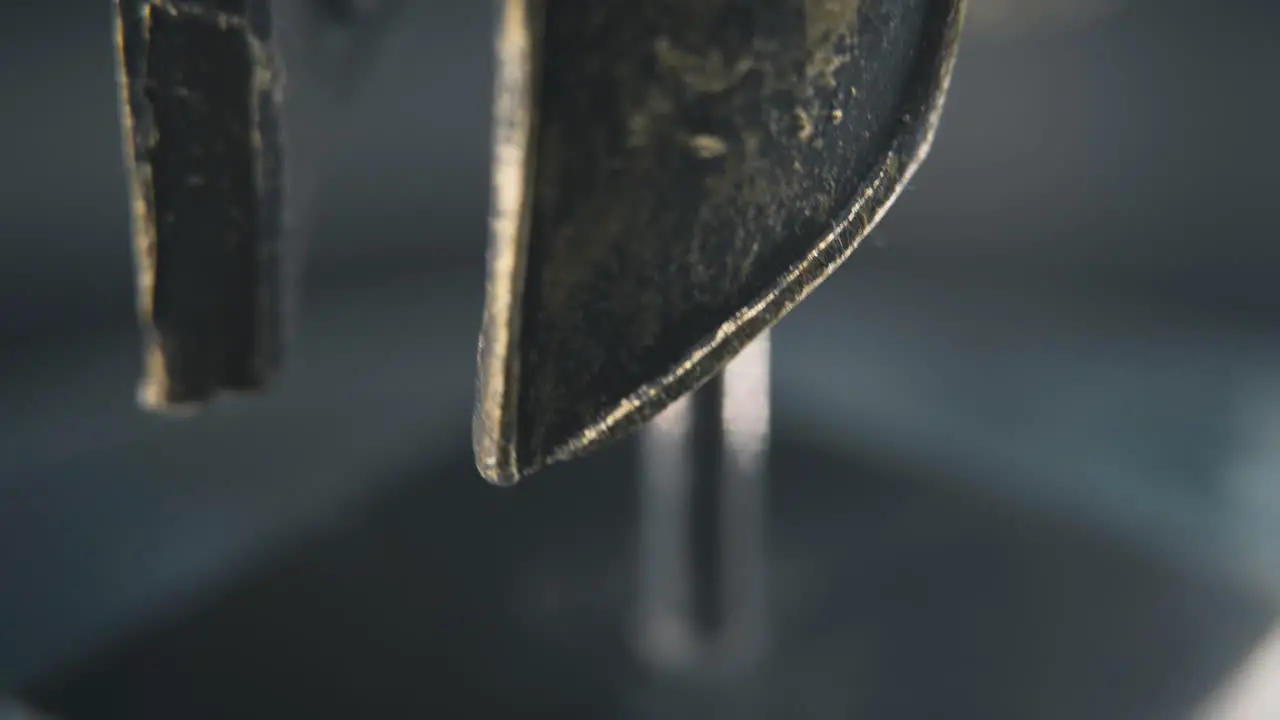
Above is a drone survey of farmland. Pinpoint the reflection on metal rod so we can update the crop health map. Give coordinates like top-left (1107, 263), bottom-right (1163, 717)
top-left (1198, 624), bottom-right (1280, 720)
top-left (637, 333), bottom-right (771, 675)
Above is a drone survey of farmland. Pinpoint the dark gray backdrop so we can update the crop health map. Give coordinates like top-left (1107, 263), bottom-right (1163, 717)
top-left (2, 1), bottom-right (1279, 717)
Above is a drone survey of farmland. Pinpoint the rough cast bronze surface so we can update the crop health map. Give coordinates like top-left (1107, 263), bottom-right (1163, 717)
top-left (114, 0), bottom-right (285, 411)
top-left (475, 0), bottom-right (966, 484)
top-left (113, 0), bottom-right (409, 413)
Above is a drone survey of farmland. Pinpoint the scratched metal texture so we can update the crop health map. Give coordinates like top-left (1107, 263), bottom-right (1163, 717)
top-left (479, 0), bottom-right (962, 480)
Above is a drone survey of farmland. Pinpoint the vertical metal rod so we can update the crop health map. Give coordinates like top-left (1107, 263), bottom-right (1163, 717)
top-left (637, 333), bottom-right (771, 675)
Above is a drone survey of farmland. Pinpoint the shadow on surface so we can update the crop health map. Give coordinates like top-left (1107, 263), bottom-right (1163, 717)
top-left (23, 436), bottom-right (1274, 720)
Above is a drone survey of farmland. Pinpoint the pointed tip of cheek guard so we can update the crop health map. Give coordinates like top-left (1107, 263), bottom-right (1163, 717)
top-left (472, 0), bottom-right (966, 484)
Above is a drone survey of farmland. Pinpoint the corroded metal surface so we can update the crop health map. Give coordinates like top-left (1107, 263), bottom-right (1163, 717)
top-left (113, 0), bottom-right (408, 412)
top-left (114, 0), bottom-right (285, 410)
top-left (475, 0), bottom-right (966, 484)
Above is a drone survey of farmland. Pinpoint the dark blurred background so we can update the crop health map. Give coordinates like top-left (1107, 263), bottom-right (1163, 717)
top-left (2, 0), bottom-right (1280, 717)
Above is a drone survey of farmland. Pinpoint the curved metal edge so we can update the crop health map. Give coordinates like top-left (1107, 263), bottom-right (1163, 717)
top-left (112, 0), bottom-right (170, 410)
top-left (474, 0), bottom-right (542, 485)
top-left (487, 0), bottom-right (967, 484)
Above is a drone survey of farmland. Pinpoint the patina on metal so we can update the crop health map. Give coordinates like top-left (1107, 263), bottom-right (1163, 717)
top-left (114, 0), bottom-right (285, 411)
top-left (475, 0), bottom-right (966, 484)
top-left (113, 0), bottom-right (406, 411)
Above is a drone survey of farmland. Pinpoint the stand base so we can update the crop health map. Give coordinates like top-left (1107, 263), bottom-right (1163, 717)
top-left (21, 436), bottom-right (1271, 719)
